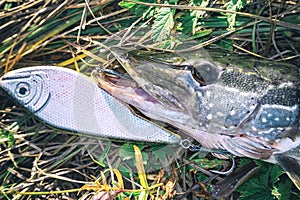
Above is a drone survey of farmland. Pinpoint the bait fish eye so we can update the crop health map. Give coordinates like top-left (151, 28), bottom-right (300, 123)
top-left (16, 82), bottom-right (30, 97)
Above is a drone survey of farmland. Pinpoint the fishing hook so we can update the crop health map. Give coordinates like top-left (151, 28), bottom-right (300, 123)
top-left (180, 139), bottom-right (235, 175)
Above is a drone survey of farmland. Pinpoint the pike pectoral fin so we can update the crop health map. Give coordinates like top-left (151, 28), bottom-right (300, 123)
top-left (274, 154), bottom-right (300, 190)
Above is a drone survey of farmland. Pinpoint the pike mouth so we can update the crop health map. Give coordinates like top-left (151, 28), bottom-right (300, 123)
top-left (92, 67), bottom-right (197, 135)
top-left (92, 68), bottom-right (160, 109)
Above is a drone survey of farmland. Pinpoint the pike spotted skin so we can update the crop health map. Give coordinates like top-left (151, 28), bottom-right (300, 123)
top-left (94, 48), bottom-right (300, 189)
top-left (0, 66), bottom-right (180, 144)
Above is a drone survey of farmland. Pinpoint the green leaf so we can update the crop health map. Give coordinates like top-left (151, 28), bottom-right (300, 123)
top-left (152, 7), bottom-right (175, 42)
top-left (181, 0), bottom-right (209, 36)
top-left (236, 161), bottom-right (298, 200)
top-left (169, 0), bottom-right (179, 4)
top-left (119, 143), bottom-right (148, 163)
top-left (119, 143), bottom-right (135, 160)
top-left (270, 164), bottom-right (285, 185)
top-left (239, 158), bottom-right (253, 166)
top-left (181, 13), bottom-right (194, 36)
top-left (240, 189), bottom-right (274, 200)
top-left (224, 0), bottom-right (247, 29)
top-left (191, 158), bottom-right (225, 169)
top-left (237, 177), bottom-right (268, 198)
top-left (119, 0), bottom-right (156, 19)
top-left (0, 129), bottom-right (15, 147)
top-left (236, 162), bottom-right (269, 197)
top-left (189, 29), bottom-right (213, 39)
top-left (151, 145), bottom-right (173, 162)
top-left (118, 1), bottom-right (135, 9)
top-left (192, 0), bottom-right (202, 4)
top-left (218, 39), bottom-right (233, 50)
top-left (277, 178), bottom-right (292, 200)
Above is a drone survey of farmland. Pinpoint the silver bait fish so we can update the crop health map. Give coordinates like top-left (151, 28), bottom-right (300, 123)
top-left (0, 66), bottom-right (180, 144)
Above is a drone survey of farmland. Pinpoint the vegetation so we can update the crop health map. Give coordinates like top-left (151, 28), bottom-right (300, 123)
top-left (0, 0), bottom-right (300, 199)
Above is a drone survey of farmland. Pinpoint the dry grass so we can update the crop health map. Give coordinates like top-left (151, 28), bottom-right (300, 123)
top-left (0, 0), bottom-right (300, 199)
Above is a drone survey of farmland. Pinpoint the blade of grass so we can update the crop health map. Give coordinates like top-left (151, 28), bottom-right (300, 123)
top-left (133, 145), bottom-right (148, 189)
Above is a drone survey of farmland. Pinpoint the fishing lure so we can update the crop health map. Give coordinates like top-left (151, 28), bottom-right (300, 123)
top-left (0, 66), bottom-right (180, 144)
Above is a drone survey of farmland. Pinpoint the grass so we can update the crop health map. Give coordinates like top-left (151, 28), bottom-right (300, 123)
top-left (0, 0), bottom-right (300, 199)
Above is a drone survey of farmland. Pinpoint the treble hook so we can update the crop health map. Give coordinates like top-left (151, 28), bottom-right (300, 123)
top-left (180, 139), bottom-right (235, 175)
top-left (210, 155), bottom-right (235, 175)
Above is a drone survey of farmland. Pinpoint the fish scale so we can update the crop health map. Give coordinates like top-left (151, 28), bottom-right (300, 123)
top-left (220, 70), bottom-right (267, 92)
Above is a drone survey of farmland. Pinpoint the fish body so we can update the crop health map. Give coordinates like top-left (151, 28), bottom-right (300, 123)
top-left (94, 47), bottom-right (300, 189)
top-left (0, 66), bottom-right (180, 144)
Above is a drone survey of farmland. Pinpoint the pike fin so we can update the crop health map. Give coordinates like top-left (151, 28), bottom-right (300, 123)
top-left (274, 154), bottom-right (300, 190)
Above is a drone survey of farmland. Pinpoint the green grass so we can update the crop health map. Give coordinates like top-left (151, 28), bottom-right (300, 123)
top-left (0, 0), bottom-right (300, 199)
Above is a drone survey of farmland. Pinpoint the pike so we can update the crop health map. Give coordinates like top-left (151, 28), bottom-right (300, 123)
top-left (93, 47), bottom-right (300, 190)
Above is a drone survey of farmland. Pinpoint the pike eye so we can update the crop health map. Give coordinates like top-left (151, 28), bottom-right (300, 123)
top-left (192, 68), bottom-right (206, 86)
top-left (193, 61), bottom-right (218, 86)
top-left (16, 83), bottom-right (30, 97)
